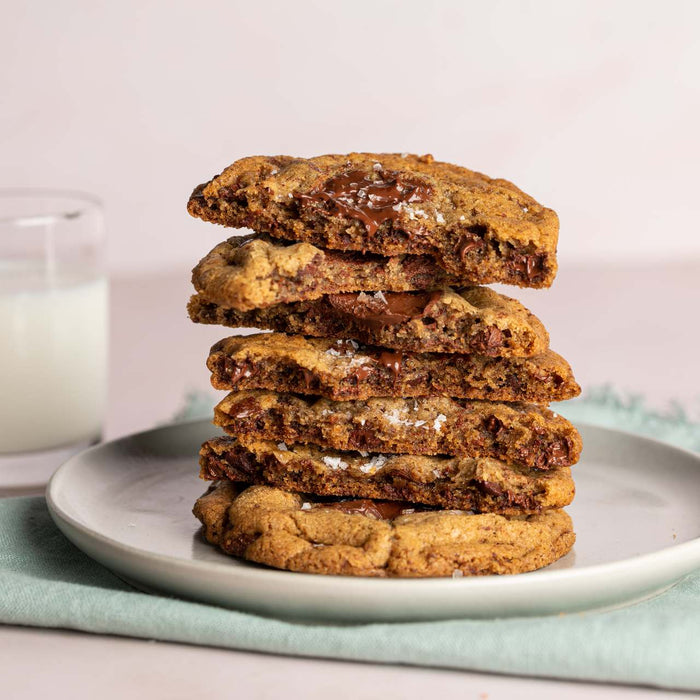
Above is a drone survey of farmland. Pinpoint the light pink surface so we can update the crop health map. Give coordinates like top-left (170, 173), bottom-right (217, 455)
top-left (3, 2), bottom-right (700, 272)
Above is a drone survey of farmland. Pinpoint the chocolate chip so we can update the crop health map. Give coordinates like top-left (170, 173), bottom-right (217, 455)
top-left (479, 481), bottom-right (505, 498)
top-left (548, 440), bottom-right (571, 465)
top-left (457, 227), bottom-right (487, 260)
top-left (295, 169), bottom-right (432, 235)
top-left (224, 359), bottom-right (256, 386)
top-left (350, 427), bottom-right (381, 449)
top-left (225, 449), bottom-right (258, 477)
top-left (483, 415), bottom-right (503, 436)
top-left (471, 326), bottom-right (504, 355)
top-left (509, 253), bottom-right (545, 281)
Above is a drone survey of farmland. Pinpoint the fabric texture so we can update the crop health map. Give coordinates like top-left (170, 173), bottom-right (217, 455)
top-left (1, 387), bottom-right (699, 691)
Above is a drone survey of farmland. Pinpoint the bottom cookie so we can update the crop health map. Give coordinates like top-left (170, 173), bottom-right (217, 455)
top-left (193, 482), bottom-right (575, 578)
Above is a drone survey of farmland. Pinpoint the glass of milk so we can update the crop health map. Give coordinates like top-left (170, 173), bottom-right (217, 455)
top-left (0, 190), bottom-right (108, 493)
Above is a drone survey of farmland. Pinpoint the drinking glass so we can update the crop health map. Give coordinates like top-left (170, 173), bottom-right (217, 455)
top-left (0, 190), bottom-right (108, 494)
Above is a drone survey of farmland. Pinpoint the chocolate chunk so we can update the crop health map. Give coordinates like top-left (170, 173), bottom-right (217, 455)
top-left (223, 359), bottom-right (256, 386)
top-left (471, 326), bottom-right (505, 355)
top-left (349, 426), bottom-right (381, 450)
top-left (296, 169), bottom-right (432, 235)
top-left (548, 439), bottom-right (571, 465)
top-left (224, 449), bottom-right (258, 477)
top-left (479, 481), bottom-right (506, 498)
top-left (375, 349), bottom-right (403, 378)
top-left (327, 291), bottom-right (437, 331)
top-left (483, 416), bottom-right (504, 436)
top-left (317, 498), bottom-right (415, 520)
top-left (457, 226), bottom-right (487, 260)
top-left (350, 365), bottom-right (372, 383)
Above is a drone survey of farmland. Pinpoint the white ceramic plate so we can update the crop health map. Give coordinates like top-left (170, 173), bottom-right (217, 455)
top-left (47, 420), bottom-right (700, 622)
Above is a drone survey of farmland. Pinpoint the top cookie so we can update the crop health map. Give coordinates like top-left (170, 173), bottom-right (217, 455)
top-left (187, 153), bottom-right (559, 288)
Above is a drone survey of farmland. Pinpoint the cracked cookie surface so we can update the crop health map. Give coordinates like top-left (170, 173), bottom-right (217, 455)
top-left (192, 482), bottom-right (575, 577)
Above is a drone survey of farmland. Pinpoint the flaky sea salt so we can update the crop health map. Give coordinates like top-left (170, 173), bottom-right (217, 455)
top-left (436, 212), bottom-right (445, 224)
top-left (359, 454), bottom-right (388, 474)
top-left (301, 502), bottom-right (312, 511)
top-left (276, 442), bottom-right (288, 451)
top-left (373, 162), bottom-right (382, 171)
top-left (401, 206), bottom-right (428, 221)
top-left (322, 456), bottom-right (348, 470)
top-left (433, 414), bottom-right (447, 432)
top-left (373, 291), bottom-right (387, 304)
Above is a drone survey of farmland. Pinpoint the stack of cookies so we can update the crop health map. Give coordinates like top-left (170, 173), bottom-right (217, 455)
top-left (186, 153), bottom-right (582, 578)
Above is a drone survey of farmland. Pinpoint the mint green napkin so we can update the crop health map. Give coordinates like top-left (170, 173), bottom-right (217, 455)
top-left (1, 388), bottom-right (699, 691)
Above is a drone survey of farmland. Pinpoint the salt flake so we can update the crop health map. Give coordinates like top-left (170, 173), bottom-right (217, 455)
top-left (322, 456), bottom-right (348, 470)
top-left (433, 414), bottom-right (447, 432)
top-left (359, 454), bottom-right (388, 474)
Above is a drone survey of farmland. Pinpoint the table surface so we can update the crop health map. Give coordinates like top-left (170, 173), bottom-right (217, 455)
top-left (2, 262), bottom-right (699, 699)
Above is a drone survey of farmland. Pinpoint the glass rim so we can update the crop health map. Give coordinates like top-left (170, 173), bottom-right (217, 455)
top-left (0, 188), bottom-right (103, 226)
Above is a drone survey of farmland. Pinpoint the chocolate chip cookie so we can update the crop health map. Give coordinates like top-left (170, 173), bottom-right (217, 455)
top-left (199, 436), bottom-right (575, 513)
top-left (187, 153), bottom-right (559, 288)
top-left (193, 234), bottom-right (468, 310)
top-left (207, 333), bottom-right (580, 403)
top-left (189, 286), bottom-right (549, 357)
top-left (192, 482), bottom-right (575, 576)
top-left (214, 391), bottom-right (581, 469)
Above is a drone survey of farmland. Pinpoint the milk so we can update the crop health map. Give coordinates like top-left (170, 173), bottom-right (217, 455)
top-left (0, 271), bottom-right (108, 453)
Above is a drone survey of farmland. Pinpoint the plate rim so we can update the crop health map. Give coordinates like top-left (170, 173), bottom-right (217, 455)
top-left (46, 418), bottom-right (700, 594)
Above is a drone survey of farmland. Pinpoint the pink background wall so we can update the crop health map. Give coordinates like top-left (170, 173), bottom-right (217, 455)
top-left (2, 1), bottom-right (699, 272)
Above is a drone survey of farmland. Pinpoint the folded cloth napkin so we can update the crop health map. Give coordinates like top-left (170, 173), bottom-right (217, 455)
top-left (1, 388), bottom-right (699, 691)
